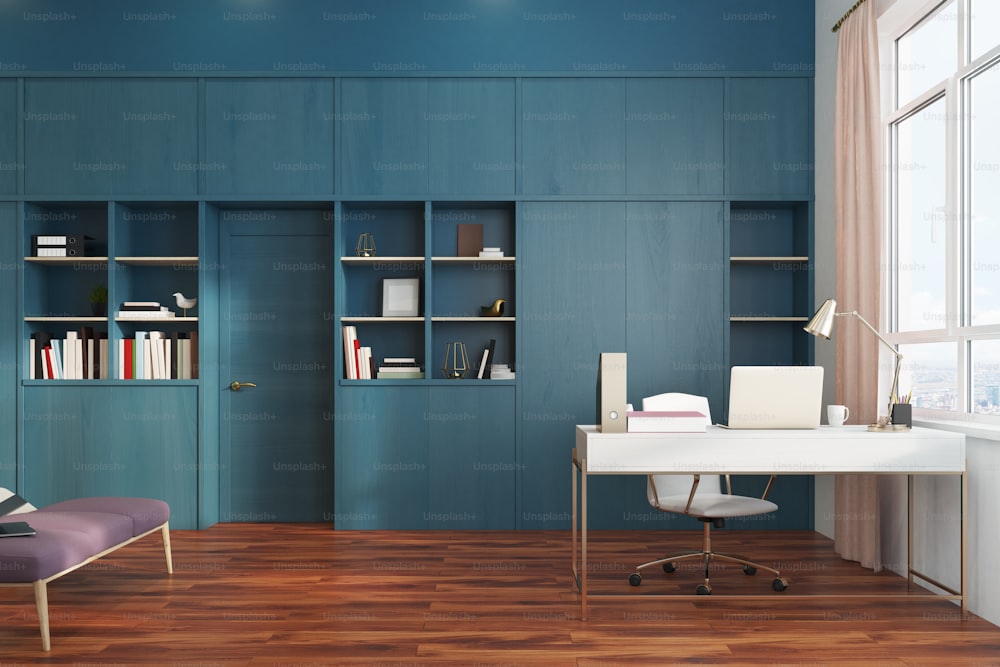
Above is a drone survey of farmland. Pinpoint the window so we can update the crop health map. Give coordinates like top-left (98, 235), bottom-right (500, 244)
top-left (884, 0), bottom-right (1000, 418)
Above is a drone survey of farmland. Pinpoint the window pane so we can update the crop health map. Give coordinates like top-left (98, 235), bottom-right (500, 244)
top-left (972, 339), bottom-right (1000, 414)
top-left (970, 0), bottom-right (1000, 62)
top-left (895, 98), bottom-right (948, 331)
top-left (898, 342), bottom-right (957, 410)
top-left (896, 0), bottom-right (956, 106)
top-left (970, 62), bottom-right (1000, 325)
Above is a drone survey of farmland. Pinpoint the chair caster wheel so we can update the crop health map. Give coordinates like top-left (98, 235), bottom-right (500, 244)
top-left (772, 577), bottom-right (788, 592)
top-left (628, 573), bottom-right (642, 587)
top-left (662, 562), bottom-right (676, 573)
top-left (743, 565), bottom-right (757, 576)
top-left (695, 584), bottom-right (712, 595)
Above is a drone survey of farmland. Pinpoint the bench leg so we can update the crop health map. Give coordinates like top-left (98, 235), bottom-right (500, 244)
top-left (33, 580), bottom-right (51, 651)
top-left (161, 522), bottom-right (174, 574)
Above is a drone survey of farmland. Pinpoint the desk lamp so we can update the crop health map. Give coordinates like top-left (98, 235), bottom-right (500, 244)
top-left (804, 298), bottom-right (906, 431)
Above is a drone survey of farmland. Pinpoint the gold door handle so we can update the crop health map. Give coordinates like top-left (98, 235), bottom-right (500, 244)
top-left (230, 381), bottom-right (257, 391)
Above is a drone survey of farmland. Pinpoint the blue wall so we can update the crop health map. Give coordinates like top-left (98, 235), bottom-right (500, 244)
top-left (0, 0), bottom-right (813, 74)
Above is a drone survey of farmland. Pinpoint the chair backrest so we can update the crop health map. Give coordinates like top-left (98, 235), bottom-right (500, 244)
top-left (641, 393), bottom-right (722, 505)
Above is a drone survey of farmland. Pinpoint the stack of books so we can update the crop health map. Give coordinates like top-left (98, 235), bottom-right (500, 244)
top-left (341, 325), bottom-right (372, 379)
top-left (118, 331), bottom-right (198, 380)
top-left (376, 358), bottom-right (424, 380)
top-left (488, 363), bottom-right (515, 380)
top-left (115, 301), bottom-right (176, 319)
top-left (478, 246), bottom-right (504, 258)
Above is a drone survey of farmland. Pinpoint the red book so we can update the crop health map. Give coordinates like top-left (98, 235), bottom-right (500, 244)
top-left (43, 346), bottom-right (54, 380)
top-left (124, 338), bottom-right (134, 379)
top-left (353, 339), bottom-right (361, 380)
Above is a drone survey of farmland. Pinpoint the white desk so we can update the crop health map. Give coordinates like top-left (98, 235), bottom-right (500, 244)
top-left (572, 424), bottom-right (967, 620)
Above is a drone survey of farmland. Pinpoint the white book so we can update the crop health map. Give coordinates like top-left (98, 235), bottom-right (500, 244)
top-left (64, 332), bottom-right (77, 380)
top-left (477, 348), bottom-right (490, 379)
top-left (148, 332), bottom-right (164, 379)
top-left (50, 340), bottom-right (63, 380)
top-left (143, 338), bottom-right (153, 379)
top-left (181, 339), bottom-right (192, 380)
top-left (343, 325), bottom-right (358, 379)
top-left (118, 339), bottom-right (125, 380)
top-left (29, 339), bottom-right (36, 380)
top-left (626, 410), bottom-right (708, 433)
top-left (99, 338), bottom-right (108, 380)
top-left (134, 332), bottom-right (147, 379)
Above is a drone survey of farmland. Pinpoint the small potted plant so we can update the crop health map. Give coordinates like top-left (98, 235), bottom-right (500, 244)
top-left (89, 284), bottom-right (108, 317)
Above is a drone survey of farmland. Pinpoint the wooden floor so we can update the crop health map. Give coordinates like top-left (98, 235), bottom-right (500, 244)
top-left (2, 524), bottom-right (999, 665)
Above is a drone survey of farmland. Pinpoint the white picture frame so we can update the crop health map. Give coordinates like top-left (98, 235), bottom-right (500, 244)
top-left (382, 278), bottom-right (420, 317)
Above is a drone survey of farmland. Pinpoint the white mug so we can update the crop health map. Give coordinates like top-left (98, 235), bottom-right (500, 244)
top-left (827, 404), bottom-right (850, 426)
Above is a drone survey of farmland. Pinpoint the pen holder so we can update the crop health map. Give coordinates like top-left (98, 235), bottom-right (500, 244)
top-left (890, 403), bottom-right (912, 428)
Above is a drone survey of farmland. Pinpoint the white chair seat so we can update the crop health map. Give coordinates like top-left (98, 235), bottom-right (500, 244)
top-left (653, 492), bottom-right (777, 518)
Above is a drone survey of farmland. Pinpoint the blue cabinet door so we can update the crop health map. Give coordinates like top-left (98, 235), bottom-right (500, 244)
top-left (339, 79), bottom-right (429, 195)
top-left (428, 78), bottom-right (516, 195)
top-left (728, 77), bottom-right (813, 196)
top-left (334, 386), bottom-right (430, 529)
top-left (626, 78), bottom-right (725, 195)
top-left (0, 80), bottom-right (15, 194)
top-left (23, 79), bottom-right (198, 196)
top-left (426, 385), bottom-right (516, 528)
top-left (21, 386), bottom-right (198, 528)
top-left (204, 79), bottom-right (335, 195)
top-left (518, 202), bottom-right (627, 528)
top-left (521, 79), bottom-right (626, 195)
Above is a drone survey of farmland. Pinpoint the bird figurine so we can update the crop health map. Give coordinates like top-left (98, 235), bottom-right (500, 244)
top-left (480, 298), bottom-right (506, 317)
top-left (173, 292), bottom-right (197, 317)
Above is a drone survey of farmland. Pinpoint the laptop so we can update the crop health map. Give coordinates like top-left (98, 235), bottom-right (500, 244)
top-left (719, 366), bottom-right (824, 429)
top-left (0, 521), bottom-right (36, 538)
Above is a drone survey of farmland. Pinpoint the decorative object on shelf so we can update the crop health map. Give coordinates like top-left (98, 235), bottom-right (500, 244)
top-left (457, 223), bottom-right (483, 257)
top-left (382, 278), bottom-right (420, 317)
top-left (355, 232), bottom-right (376, 257)
top-left (441, 341), bottom-right (470, 379)
top-left (172, 292), bottom-right (197, 317)
top-left (480, 298), bottom-right (506, 317)
top-left (89, 284), bottom-right (108, 317)
top-left (804, 297), bottom-right (904, 432)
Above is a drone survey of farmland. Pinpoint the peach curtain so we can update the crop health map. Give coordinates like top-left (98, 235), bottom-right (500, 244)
top-left (833, 0), bottom-right (885, 571)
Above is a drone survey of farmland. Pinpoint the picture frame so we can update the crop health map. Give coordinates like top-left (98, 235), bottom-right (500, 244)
top-left (382, 278), bottom-right (420, 317)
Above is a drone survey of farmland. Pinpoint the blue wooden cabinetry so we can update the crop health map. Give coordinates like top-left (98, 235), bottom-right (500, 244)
top-left (521, 79), bottom-right (626, 195)
top-left (22, 79), bottom-right (199, 196)
top-left (204, 79), bottom-right (335, 195)
top-left (0, 81), bottom-right (15, 194)
top-left (0, 203), bottom-right (15, 490)
top-left (21, 385), bottom-right (198, 528)
top-left (727, 78), bottom-right (813, 197)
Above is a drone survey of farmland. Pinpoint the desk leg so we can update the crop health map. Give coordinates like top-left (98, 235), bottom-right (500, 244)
top-left (571, 450), bottom-right (578, 591)
top-left (581, 457), bottom-right (588, 621)
top-left (961, 470), bottom-right (968, 619)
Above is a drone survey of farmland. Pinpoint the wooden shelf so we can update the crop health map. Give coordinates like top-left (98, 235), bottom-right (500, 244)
top-left (431, 256), bottom-right (515, 264)
top-left (24, 256), bottom-right (108, 264)
top-left (114, 256), bottom-right (199, 266)
top-left (431, 316), bottom-right (515, 322)
top-left (340, 256), bottom-right (424, 265)
top-left (340, 316), bottom-right (424, 323)
top-left (114, 316), bottom-right (198, 323)
top-left (24, 316), bottom-right (108, 322)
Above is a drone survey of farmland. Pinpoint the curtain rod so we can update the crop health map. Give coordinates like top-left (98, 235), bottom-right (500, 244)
top-left (832, 0), bottom-right (870, 32)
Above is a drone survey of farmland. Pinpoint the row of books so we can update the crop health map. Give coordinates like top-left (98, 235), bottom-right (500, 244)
top-left (30, 329), bottom-right (108, 380)
top-left (28, 330), bottom-right (198, 380)
top-left (341, 325), bottom-right (425, 380)
top-left (118, 331), bottom-right (199, 380)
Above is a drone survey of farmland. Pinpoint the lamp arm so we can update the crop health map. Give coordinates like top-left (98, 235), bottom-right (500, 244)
top-left (838, 310), bottom-right (905, 414)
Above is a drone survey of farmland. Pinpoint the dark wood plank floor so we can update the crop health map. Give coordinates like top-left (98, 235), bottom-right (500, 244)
top-left (2, 524), bottom-right (998, 665)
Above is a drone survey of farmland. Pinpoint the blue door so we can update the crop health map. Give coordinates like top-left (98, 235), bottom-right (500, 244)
top-left (219, 210), bottom-right (334, 521)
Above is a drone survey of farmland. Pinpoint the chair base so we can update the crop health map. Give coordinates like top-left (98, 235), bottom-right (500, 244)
top-left (630, 521), bottom-right (787, 594)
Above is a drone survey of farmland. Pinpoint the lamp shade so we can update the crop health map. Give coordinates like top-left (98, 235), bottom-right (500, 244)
top-left (804, 298), bottom-right (837, 339)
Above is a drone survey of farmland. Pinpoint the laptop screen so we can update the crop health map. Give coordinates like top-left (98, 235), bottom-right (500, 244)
top-left (724, 366), bottom-right (824, 429)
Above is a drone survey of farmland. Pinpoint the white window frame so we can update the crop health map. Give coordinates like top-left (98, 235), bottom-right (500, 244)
top-left (879, 0), bottom-right (1000, 422)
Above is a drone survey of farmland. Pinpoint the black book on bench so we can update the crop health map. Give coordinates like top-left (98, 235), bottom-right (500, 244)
top-left (0, 521), bottom-right (36, 537)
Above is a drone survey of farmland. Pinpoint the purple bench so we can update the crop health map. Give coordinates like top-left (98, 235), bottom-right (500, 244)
top-left (0, 493), bottom-right (172, 650)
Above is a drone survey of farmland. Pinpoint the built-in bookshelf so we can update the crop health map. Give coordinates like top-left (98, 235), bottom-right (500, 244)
top-left (22, 201), bottom-right (199, 381)
top-left (337, 200), bottom-right (516, 382)
top-left (729, 201), bottom-right (813, 366)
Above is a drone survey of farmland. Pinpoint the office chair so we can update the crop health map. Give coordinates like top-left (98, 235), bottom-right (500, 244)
top-left (628, 392), bottom-right (788, 595)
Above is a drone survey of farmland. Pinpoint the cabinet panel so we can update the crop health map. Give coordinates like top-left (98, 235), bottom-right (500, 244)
top-left (428, 79), bottom-right (516, 195)
top-left (204, 79), bottom-right (335, 195)
top-left (519, 202), bottom-right (627, 528)
top-left (728, 78), bottom-right (813, 196)
top-left (1, 203), bottom-right (16, 488)
top-left (334, 386), bottom-right (430, 528)
top-left (626, 79), bottom-right (725, 195)
top-left (340, 79), bottom-right (429, 195)
top-left (21, 386), bottom-right (198, 528)
top-left (23, 79), bottom-right (198, 195)
top-left (427, 386), bottom-right (515, 528)
top-left (0, 80), bottom-right (16, 194)
top-left (625, 202), bottom-right (726, 412)
top-left (521, 79), bottom-right (626, 195)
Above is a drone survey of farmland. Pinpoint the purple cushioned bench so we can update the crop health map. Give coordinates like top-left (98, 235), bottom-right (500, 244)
top-left (0, 493), bottom-right (172, 651)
